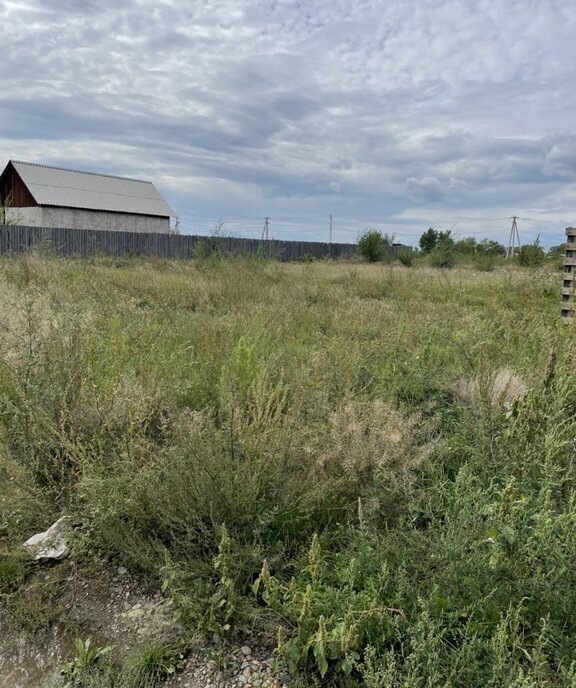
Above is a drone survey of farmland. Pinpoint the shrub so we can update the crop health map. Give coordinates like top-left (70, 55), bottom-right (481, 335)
top-left (518, 242), bottom-right (546, 267)
top-left (472, 252), bottom-right (496, 272)
top-left (429, 238), bottom-right (455, 268)
top-left (357, 230), bottom-right (385, 262)
top-left (454, 237), bottom-right (477, 255)
top-left (396, 249), bottom-right (414, 267)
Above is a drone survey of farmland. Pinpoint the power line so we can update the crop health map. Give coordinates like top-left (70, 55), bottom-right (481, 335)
top-left (173, 210), bottom-right (568, 245)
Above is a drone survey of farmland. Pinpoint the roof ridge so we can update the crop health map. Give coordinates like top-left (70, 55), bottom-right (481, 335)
top-left (10, 160), bottom-right (152, 185)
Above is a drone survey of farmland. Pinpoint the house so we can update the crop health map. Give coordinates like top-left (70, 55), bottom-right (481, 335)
top-left (0, 160), bottom-right (174, 233)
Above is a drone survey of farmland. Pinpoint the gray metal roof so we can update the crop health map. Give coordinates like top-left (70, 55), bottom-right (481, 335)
top-left (11, 160), bottom-right (174, 217)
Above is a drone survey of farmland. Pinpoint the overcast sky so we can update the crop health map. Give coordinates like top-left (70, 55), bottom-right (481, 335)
top-left (2, 0), bottom-right (576, 246)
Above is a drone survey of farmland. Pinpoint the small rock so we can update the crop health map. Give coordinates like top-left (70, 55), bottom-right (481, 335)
top-left (117, 566), bottom-right (129, 575)
top-left (241, 645), bottom-right (252, 657)
top-left (23, 516), bottom-right (72, 560)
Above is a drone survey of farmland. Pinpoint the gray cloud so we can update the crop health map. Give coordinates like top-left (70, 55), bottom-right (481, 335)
top-left (1, 0), bottom-right (576, 244)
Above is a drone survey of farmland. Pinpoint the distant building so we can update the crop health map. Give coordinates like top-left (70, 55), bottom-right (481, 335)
top-left (0, 160), bottom-right (174, 233)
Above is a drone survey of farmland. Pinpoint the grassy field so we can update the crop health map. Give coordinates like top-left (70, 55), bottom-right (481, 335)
top-left (1, 253), bottom-right (576, 686)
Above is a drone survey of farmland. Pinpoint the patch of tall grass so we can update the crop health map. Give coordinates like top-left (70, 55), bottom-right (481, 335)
top-left (1, 254), bottom-right (574, 685)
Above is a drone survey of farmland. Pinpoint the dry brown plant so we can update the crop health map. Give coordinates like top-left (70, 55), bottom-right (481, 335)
top-left (319, 399), bottom-right (435, 514)
top-left (452, 367), bottom-right (527, 408)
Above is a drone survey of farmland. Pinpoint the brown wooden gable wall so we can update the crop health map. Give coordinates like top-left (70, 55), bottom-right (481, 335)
top-left (0, 163), bottom-right (37, 207)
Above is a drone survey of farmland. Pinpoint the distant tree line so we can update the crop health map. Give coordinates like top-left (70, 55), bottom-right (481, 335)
top-left (357, 226), bottom-right (558, 269)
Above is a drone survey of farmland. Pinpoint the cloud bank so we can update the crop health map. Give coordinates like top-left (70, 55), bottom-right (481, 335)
top-left (2, 0), bottom-right (576, 245)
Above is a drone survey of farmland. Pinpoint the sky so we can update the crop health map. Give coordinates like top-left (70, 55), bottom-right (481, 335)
top-left (2, 0), bottom-right (576, 247)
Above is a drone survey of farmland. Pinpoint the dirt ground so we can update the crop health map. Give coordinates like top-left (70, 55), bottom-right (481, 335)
top-left (0, 557), bottom-right (184, 688)
top-left (0, 557), bottom-right (287, 688)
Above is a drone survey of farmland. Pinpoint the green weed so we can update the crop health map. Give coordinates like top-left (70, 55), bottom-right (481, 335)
top-left (0, 255), bottom-right (572, 685)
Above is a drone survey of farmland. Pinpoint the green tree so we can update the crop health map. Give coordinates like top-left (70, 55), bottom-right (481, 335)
top-left (454, 237), bottom-right (477, 254)
top-left (477, 238), bottom-right (505, 256)
top-left (419, 227), bottom-right (439, 254)
top-left (430, 232), bottom-right (455, 268)
top-left (548, 244), bottom-right (565, 257)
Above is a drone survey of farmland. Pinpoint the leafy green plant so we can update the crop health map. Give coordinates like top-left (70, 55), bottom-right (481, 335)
top-left (160, 524), bottom-right (245, 639)
top-left (253, 534), bottom-right (399, 680)
top-left (61, 638), bottom-right (115, 687)
top-left (123, 643), bottom-right (186, 686)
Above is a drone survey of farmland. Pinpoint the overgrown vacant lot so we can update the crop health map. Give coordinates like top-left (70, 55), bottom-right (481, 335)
top-left (1, 254), bottom-right (576, 686)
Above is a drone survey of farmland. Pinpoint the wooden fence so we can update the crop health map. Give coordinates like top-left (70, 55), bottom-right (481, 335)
top-left (0, 225), bottom-right (410, 262)
top-left (0, 225), bottom-right (364, 261)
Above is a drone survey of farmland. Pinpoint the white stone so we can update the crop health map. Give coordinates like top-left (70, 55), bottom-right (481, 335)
top-left (23, 516), bottom-right (71, 560)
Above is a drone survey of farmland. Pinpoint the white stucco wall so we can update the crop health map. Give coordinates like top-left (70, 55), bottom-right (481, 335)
top-left (6, 207), bottom-right (170, 233)
top-left (6, 207), bottom-right (43, 225)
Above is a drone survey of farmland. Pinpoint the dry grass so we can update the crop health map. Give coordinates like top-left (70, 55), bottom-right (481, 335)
top-left (319, 399), bottom-right (436, 514)
top-left (452, 367), bottom-right (528, 408)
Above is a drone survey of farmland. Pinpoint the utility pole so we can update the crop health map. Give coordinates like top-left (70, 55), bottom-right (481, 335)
top-left (506, 216), bottom-right (521, 259)
top-left (262, 217), bottom-right (270, 240)
top-left (329, 214), bottom-right (333, 244)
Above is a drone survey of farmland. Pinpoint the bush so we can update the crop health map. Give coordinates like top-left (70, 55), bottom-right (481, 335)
top-left (397, 249), bottom-right (414, 267)
top-left (357, 230), bottom-right (385, 263)
top-left (454, 237), bottom-right (477, 255)
top-left (429, 238), bottom-right (455, 268)
top-left (472, 252), bottom-right (496, 272)
top-left (518, 242), bottom-right (546, 267)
